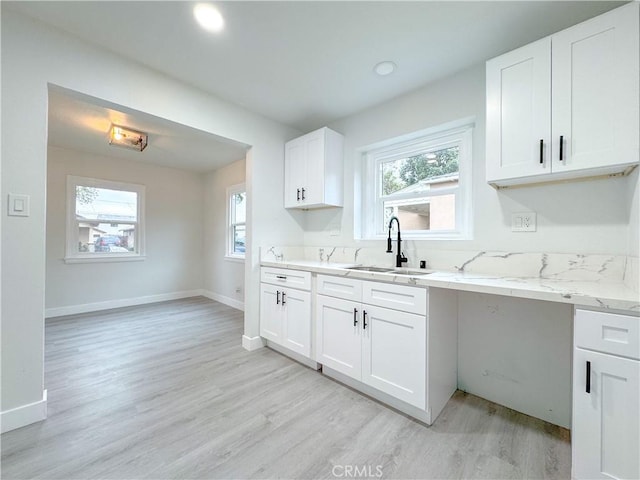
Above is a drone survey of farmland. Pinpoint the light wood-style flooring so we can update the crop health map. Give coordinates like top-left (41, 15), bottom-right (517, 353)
top-left (1, 297), bottom-right (570, 479)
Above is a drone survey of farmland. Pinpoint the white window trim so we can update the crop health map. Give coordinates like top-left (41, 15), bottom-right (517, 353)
top-left (65, 175), bottom-right (146, 264)
top-left (359, 118), bottom-right (474, 241)
top-left (226, 183), bottom-right (246, 261)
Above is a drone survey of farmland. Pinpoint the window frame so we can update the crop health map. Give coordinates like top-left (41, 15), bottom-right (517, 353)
top-left (360, 119), bottom-right (474, 240)
top-left (226, 183), bottom-right (246, 261)
top-left (65, 175), bottom-right (146, 263)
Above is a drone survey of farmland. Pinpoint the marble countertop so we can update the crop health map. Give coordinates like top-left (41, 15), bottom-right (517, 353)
top-left (261, 260), bottom-right (640, 314)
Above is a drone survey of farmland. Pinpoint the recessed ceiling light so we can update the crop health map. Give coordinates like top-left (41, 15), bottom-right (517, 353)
top-left (194, 3), bottom-right (224, 33)
top-left (374, 61), bottom-right (396, 76)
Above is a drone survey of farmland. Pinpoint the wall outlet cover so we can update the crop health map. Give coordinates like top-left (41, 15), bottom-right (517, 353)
top-left (511, 212), bottom-right (536, 232)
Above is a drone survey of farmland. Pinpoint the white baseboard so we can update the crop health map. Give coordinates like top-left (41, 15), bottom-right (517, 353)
top-left (201, 290), bottom-right (244, 311)
top-left (1, 389), bottom-right (47, 433)
top-left (242, 335), bottom-right (265, 351)
top-left (45, 290), bottom-right (204, 318)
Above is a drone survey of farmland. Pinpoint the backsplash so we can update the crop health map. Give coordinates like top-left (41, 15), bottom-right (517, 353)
top-left (262, 245), bottom-right (637, 288)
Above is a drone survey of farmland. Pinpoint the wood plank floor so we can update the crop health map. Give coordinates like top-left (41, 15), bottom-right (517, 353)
top-left (1, 297), bottom-right (571, 479)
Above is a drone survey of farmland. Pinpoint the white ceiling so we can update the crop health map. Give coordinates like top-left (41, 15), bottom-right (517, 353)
top-left (7, 1), bottom-right (626, 170)
top-left (48, 87), bottom-right (249, 172)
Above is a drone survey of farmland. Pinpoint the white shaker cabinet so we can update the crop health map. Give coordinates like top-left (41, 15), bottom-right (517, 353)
top-left (572, 309), bottom-right (640, 480)
top-left (487, 2), bottom-right (639, 187)
top-left (259, 268), bottom-right (312, 358)
top-left (316, 293), bottom-right (426, 409)
top-left (315, 294), bottom-right (362, 379)
top-left (360, 304), bottom-right (426, 408)
top-left (284, 127), bottom-right (344, 209)
top-left (316, 275), bottom-right (456, 422)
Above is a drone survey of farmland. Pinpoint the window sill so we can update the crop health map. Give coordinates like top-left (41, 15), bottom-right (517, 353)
top-left (366, 232), bottom-right (472, 241)
top-left (64, 255), bottom-right (146, 264)
top-left (225, 255), bottom-right (245, 263)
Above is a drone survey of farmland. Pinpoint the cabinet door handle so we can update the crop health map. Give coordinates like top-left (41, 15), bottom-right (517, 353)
top-left (301, 187), bottom-right (306, 200)
top-left (539, 139), bottom-right (544, 164)
top-left (363, 310), bottom-right (368, 329)
top-left (296, 188), bottom-right (300, 201)
top-left (559, 135), bottom-right (564, 161)
top-left (281, 292), bottom-right (286, 305)
top-left (276, 290), bottom-right (280, 305)
top-left (586, 361), bottom-right (591, 393)
top-left (353, 308), bottom-right (358, 326)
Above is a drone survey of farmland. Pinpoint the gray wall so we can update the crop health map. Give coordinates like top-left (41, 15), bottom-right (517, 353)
top-left (203, 159), bottom-right (246, 309)
top-left (45, 146), bottom-right (205, 314)
top-left (313, 64), bottom-right (634, 256)
top-left (1, 10), bottom-right (302, 418)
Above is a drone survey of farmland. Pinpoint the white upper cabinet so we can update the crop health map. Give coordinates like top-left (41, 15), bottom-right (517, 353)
top-left (284, 127), bottom-right (344, 209)
top-left (486, 2), bottom-right (639, 187)
top-left (486, 38), bottom-right (551, 181)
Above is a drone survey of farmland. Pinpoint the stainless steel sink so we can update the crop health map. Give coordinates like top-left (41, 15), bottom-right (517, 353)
top-left (346, 266), bottom-right (432, 276)
top-left (346, 266), bottom-right (395, 273)
top-left (388, 268), bottom-right (432, 276)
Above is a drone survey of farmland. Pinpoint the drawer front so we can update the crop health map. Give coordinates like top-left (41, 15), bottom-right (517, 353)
top-left (575, 309), bottom-right (640, 360)
top-left (317, 274), bottom-right (362, 302)
top-left (362, 280), bottom-right (427, 316)
top-left (261, 267), bottom-right (311, 291)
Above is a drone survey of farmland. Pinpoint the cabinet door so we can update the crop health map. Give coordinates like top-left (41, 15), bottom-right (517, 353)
top-left (486, 37), bottom-right (551, 182)
top-left (301, 129), bottom-right (325, 207)
top-left (552, 4), bottom-right (639, 173)
top-left (282, 288), bottom-right (311, 357)
top-left (361, 304), bottom-right (426, 409)
top-left (572, 348), bottom-right (640, 480)
top-left (284, 138), bottom-right (306, 208)
top-left (259, 283), bottom-right (282, 342)
top-left (315, 295), bottom-right (361, 379)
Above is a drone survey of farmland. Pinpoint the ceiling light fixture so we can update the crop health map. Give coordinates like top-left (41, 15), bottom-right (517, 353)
top-left (374, 61), bottom-right (397, 76)
top-left (109, 124), bottom-right (148, 152)
top-left (194, 3), bottom-right (225, 33)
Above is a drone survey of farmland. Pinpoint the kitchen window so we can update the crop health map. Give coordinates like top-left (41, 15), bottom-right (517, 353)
top-left (360, 119), bottom-right (473, 240)
top-left (227, 183), bottom-right (246, 260)
top-left (65, 176), bottom-right (145, 263)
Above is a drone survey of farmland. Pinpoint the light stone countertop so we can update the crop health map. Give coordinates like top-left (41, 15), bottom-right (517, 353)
top-left (261, 260), bottom-right (640, 314)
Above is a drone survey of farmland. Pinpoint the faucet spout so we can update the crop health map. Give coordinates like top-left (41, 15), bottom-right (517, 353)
top-left (387, 216), bottom-right (408, 268)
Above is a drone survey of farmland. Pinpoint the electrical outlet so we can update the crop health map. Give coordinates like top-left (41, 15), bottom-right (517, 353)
top-left (511, 212), bottom-right (536, 232)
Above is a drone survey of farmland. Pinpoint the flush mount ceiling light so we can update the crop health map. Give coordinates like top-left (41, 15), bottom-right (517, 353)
top-left (373, 61), bottom-right (397, 76)
top-left (194, 3), bottom-right (224, 32)
top-left (109, 124), bottom-right (148, 152)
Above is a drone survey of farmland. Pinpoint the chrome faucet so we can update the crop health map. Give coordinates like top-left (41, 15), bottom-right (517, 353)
top-left (386, 216), bottom-right (408, 268)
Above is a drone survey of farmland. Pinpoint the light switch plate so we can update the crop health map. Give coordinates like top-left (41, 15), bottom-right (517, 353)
top-left (511, 212), bottom-right (536, 232)
top-left (8, 193), bottom-right (30, 217)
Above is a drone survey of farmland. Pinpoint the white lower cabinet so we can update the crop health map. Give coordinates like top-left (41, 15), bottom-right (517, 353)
top-left (315, 295), bottom-right (362, 378)
top-left (316, 275), bottom-right (457, 423)
top-left (572, 309), bottom-right (640, 480)
top-left (361, 304), bottom-right (426, 408)
top-left (316, 294), bottom-right (426, 409)
top-left (260, 268), bottom-right (312, 358)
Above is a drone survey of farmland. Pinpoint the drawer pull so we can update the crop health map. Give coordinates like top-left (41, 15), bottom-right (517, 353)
top-left (353, 308), bottom-right (358, 326)
top-left (363, 310), bottom-right (368, 329)
top-left (276, 291), bottom-right (280, 305)
top-left (586, 361), bottom-right (591, 393)
top-left (276, 275), bottom-right (287, 280)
